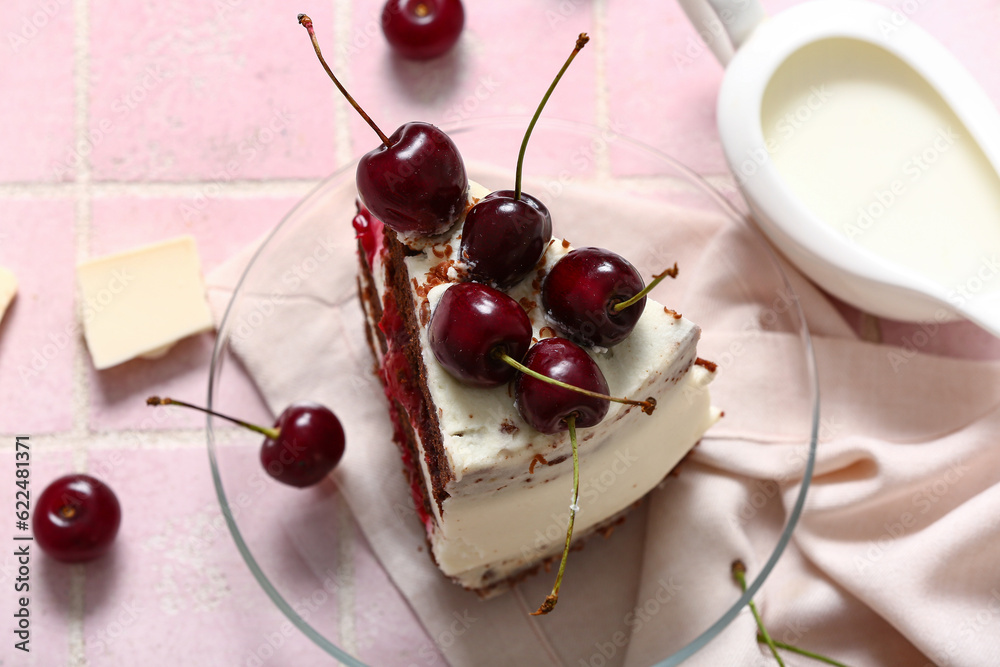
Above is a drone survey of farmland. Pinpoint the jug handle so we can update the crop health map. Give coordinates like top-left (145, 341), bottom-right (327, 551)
top-left (676, 0), bottom-right (766, 66)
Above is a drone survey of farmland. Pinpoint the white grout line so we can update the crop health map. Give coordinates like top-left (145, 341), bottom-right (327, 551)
top-left (67, 565), bottom-right (87, 666)
top-left (0, 425), bottom-right (258, 452)
top-left (70, 0), bottom-right (91, 659)
top-left (332, 0), bottom-right (355, 169)
top-left (0, 178), bottom-right (322, 200)
top-left (592, 0), bottom-right (611, 180)
top-left (336, 491), bottom-right (358, 655)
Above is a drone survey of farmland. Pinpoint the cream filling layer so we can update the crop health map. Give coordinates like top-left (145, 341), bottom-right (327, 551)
top-left (431, 365), bottom-right (717, 584)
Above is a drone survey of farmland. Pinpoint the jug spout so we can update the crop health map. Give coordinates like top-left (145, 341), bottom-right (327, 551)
top-left (676, 0), bottom-right (767, 66)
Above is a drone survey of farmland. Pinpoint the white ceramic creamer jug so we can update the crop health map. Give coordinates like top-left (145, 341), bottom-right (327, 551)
top-left (678, 0), bottom-right (1000, 337)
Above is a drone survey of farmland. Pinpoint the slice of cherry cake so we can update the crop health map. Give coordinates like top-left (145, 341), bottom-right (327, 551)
top-left (355, 181), bottom-right (720, 595)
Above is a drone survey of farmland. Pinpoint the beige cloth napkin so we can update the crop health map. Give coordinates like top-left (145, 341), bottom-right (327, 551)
top-left (205, 165), bottom-right (1000, 667)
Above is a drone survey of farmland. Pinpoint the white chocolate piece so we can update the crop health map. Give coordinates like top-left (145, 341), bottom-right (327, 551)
top-left (77, 236), bottom-right (214, 370)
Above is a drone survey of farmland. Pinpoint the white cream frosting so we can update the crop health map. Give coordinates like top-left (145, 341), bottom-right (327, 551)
top-left (369, 181), bottom-right (719, 590)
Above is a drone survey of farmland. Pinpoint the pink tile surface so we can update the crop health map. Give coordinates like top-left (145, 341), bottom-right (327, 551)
top-left (0, 201), bottom-right (76, 434)
top-left (82, 444), bottom-right (336, 665)
top-left (0, 447), bottom-right (74, 665)
top-left (86, 196), bottom-right (295, 431)
top-left (345, 1), bottom-right (596, 158)
top-left (0, 0), bottom-right (76, 182)
top-left (6, 1), bottom-right (1000, 664)
top-left (88, 2), bottom-right (338, 181)
top-left (607, 0), bottom-right (1000, 176)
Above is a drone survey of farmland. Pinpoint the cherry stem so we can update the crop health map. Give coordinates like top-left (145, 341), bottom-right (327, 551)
top-left (514, 33), bottom-right (590, 201)
top-left (531, 414), bottom-right (579, 616)
top-left (613, 263), bottom-right (679, 312)
top-left (755, 636), bottom-right (853, 667)
top-left (495, 350), bottom-right (655, 415)
top-left (146, 396), bottom-right (281, 440)
top-left (732, 560), bottom-right (786, 667)
top-left (298, 14), bottom-right (391, 146)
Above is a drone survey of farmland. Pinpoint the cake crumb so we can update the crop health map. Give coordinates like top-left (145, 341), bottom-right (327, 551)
top-left (500, 419), bottom-right (519, 435)
top-left (419, 301), bottom-right (431, 326)
top-left (695, 357), bottom-right (718, 373)
top-left (528, 453), bottom-right (549, 474)
top-left (664, 307), bottom-right (683, 319)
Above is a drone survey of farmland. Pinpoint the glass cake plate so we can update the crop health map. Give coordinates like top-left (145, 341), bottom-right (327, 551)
top-left (206, 118), bottom-right (819, 666)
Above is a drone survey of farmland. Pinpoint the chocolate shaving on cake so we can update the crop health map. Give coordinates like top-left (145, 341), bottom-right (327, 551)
top-left (539, 326), bottom-right (556, 339)
top-left (528, 453), bottom-right (549, 474)
top-left (426, 259), bottom-right (457, 287)
top-left (664, 307), bottom-right (683, 319)
top-left (695, 357), bottom-right (718, 372)
top-left (500, 419), bottom-right (519, 435)
top-left (519, 297), bottom-right (537, 315)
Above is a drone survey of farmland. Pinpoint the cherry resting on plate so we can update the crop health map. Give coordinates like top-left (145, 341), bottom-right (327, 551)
top-left (34, 474), bottom-right (121, 563)
top-left (147, 397), bottom-right (345, 488)
top-left (299, 14), bottom-right (467, 236)
top-left (513, 337), bottom-right (610, 434)
top-left (460, 34), bottom-right (589, 288)
top-left (382, 0), bottom-right (465, 60)
top-left (428, 282), bottom-right (532, 388)
top-left (542, 247), bottom-right (646, 347)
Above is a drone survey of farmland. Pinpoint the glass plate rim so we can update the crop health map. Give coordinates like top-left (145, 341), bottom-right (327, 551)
top-left (205, 116), bottom-right (820, 667)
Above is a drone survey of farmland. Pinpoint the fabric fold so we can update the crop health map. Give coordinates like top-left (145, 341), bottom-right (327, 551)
top-left (206, 165), bottom-right (1000, 667)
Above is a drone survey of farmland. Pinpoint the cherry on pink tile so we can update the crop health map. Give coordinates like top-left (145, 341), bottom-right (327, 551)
top-left (0, 448), bottom-right (74, 664)
top-left (0, 201), bottom-right (76, 434)
top-left (86, 196), bottom-right (295, 432)
top-left (88, 2), bottom-right (338, 182)
top-left (345, 1), bottom-right (596, 172)
top-left (0, 0), bottom-right (75, 182)
top-left (83, 444), bottom-right (339, 665)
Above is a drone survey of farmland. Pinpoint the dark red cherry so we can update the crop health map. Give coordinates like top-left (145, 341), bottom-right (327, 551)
top-left (298, 17), bottom-right (467, 237)
top-left (147, 396), bottom-right (345, 489)
top-left (428, 282), bottom-right (532, 387)
top-left (482, 189), bottom-right (552, 229)
top-left (260, 402), bottom-right (346, 488)
top-left (542, 247), bottom-right (646, 347)
top-left (460, 195), bottom-right (552, 289)
top-left (514, 338), bottom-right (610, 434)
top-left (381, 0), bottom-right (465, 60)
top-left (357, 122), bottom-right (468, 236)
top-left (33, 474), bottom-right (121, 563)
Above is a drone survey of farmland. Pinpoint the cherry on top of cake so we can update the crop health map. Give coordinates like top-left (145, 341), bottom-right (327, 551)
top-left (299, 14), bottom-right (468, 237)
